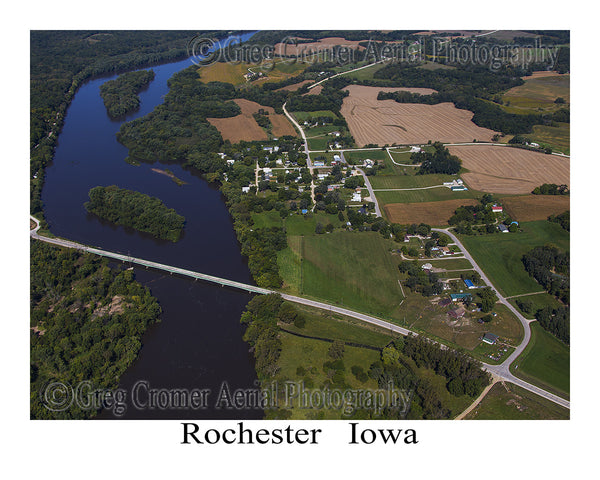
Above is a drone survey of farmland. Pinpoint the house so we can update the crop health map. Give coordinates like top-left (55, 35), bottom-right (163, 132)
top-left (358, 206), bottom-right (368, 215)
top-left (301, 209), bottom-right (308, 214)
top-left (451, 186), bottom-right (468, 191)
top-left (482, 333), bottom-right (499, 345)
top-left (421, 263), bottom-right (433, 271)
top-left (331, 131), bottom-right (341, 137)
top-left (450, 293), bottom-right (472, 302)
top-left (364, 159), bottom-right (374, 167)
top-left (464, 279), bottom-right (477, 289)
top-left (498, 224), bottom-right (508, 233)
top-left (530, 142), bottom-right (539, 148)
top-left (410, 146), bottom-right (422, 153)
top-left (217, 152), bottom-right (227, 159)
top-left (333, 154), bottom-right (341, 163)
top-left (226, 159), bottom-right (235, 166)
top-left (440, 246), bottom-right (452, 256)
top-left (241, 186), bottom-right (250, 193)
top-left (351, 193), bottom-right (362, 202)
top-left (276, 159), bottom-right (283, 165)
top-left (314, 161), bottom-right (325, 167)
top-left (492, 204), bottom-right (503, 213)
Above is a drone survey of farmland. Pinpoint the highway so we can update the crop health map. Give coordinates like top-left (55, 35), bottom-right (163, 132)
top-left (31, 215), bottom-right (569, 409)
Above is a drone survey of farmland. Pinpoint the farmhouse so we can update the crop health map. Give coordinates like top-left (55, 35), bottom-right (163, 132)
top-left (498, 224), bottom-right (509, 233)
top-left (482, 333), bottom-right (499, 345)
top-left (492, 204), bottom-right (503, 213)
top-left (421, 263), bottom-right (433, 271)
top-left (440, 246), bottom-right (453, 256)
top-left (351, 192), bottom-right (362, 202)
top-left (463, 279), bottom-right (477, 289)
top-left (410, 146), bottom-right (422, 153)
top-left (333, 154), bottom-right (341, 164)
top-left (241, 186), bottom-right (250, 193)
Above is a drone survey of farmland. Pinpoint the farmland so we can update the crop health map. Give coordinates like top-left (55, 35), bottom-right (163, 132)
top-left (502, 195), bottom-right (570, 222)
top-left (277, 231), bottom-right (404, 319)
top-left (207, 99), bottom-right (296, 143)
top-left (464, 382), bottom-right (569, 420)
top-left (197, 60), bottom-right (306, 86)
top-left (531, 122), bottom-right (570, 154)
top-left (340, 85), bottom-right (497, 147)
top-left (448, 145), bottom-right (570, 194)
top-left (375, 187), bottom-right (480, 207)
top-left (458, 220), bottom-right (569, 297)
top-left (502, 74), bottom-right (570, 114)
top-left (370, 173), bottom-right (459, 189)
top-left (511, 322), bottom-right (570, 399)
top-left (384, 198), bottom-right (479, 225)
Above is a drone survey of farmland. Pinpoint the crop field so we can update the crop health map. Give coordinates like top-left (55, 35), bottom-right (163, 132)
top-left (376, 187), bottom-right (479, 207)
top-left (340, 85), bottom-right (497, 147)
top-left (197, 60), bottom-right (306, 86)
top-left (447, 145), bottom-right (570, 194)
top-left (464, 382), bottom-right (569, 420)
top-left (274, 37), bottom-right (369, 57)
top-left (502, 74), bottom-right (570, 114)
top-left (531, 122), bottom-right (570, 154)
top-left (512, 322), bottom-right (570, 398)
top-left (279, 231), bottom-right (404, 319)
top-left (458, 220), bottom-right (569, 297)
top-left (502, 195), bottom-right (570, 222)
top-left (384, 198), bottom-right (479, 225)
top-left (207, 99), bottom-right (296, 142)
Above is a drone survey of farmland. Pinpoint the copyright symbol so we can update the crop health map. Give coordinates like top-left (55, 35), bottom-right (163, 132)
top-left (187, 35), bottom-right (220, 66)
top-left (40, 381), bottom-right (73, 412)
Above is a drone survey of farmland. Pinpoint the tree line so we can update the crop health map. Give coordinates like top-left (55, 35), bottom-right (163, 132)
top-left (99, 69), bottom-right (155, 117)
top-left (85, 185), bottom-right (186, 242)
top-left (412, 142), bottom-right (462, 175)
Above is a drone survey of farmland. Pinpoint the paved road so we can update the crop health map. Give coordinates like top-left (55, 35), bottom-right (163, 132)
top-left (306, 59), bottom-right (389, 90)
top-left (355, 168), bottom-right (382, 217)
top-left (30, 216), bottom-right (569, 409)
top-left (433, 227), bottom-right (570, 409)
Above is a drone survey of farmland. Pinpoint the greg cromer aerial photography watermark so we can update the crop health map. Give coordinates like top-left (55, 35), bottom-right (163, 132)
top-left (187, 34), bottom-right (560, 71)
top-left (40, 379), bottom-right (413, 417)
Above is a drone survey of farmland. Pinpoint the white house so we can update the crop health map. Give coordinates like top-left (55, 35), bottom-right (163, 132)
top-left (410, 146), bottom-right (422, 153)
top-left (241, 186), bottom-right (250, 193)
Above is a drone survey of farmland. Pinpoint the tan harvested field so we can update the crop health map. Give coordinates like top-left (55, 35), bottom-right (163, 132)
top-left (208, 99), bottom-right (296, 142)
top-left (447, 145), bottom-right (570, 194)
top-left (275, 37), bottom-right (368, 56)
top-left (305, 85), bottom-right (322, 95)
top-left (384, 199), bottom-right (479, 225)
top-left (502, 195), bottom-right (570, 222)
top-left (340, 85), bottom-right (497, 147)
top-left (522, 71), bottom-right (570, 80)
top-left (275, 80), bottom-right (313, 92)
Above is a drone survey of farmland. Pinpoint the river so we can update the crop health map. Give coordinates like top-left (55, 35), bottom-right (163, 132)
top-left (41, 32), bottom-right (265, 419)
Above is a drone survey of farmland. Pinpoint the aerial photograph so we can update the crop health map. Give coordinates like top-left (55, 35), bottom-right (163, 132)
top-left (29, 29), bottom-right (570, 422)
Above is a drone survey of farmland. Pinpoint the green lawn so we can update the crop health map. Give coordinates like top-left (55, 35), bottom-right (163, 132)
top-left (307, 136), bottom-right (330, 150)
top-left (284, 212), bottom-right (343, 236)
top-left (292, 110), bottom-right (338, 123)
top-left (511, 322), bottom-right (570, 399)
top-left (343, 149), bottom-right (388, 165)
top-left (251, 210), bottom-right (283, 229)
top-left (458, 220), bottom-right (569, 297)
top-left (465, 382), bottom-right (569, 420)
top-left (279, 230), bottom-right (404, 318)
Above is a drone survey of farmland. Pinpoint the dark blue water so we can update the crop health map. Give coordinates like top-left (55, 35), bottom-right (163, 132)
top-left (41, 32), bottom-right (265, 419)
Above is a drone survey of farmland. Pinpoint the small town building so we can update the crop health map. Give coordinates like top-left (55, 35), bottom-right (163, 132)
top-left (450, 293), bottom-right (472, 302)
top-left (498, 224), bottom-right (508, 233)
top-left (422, 263), bottom-right (433, 270)
top-left (482, 333), bottom-right (499, 345)
top-left (492, 205), bottom-right (503, 213)
top-left (241, 186), bottom-right (250, 193)
top-left (464, 279), bottom-right (477, 289)
top-left (410, 146), bottom-right (422, 153)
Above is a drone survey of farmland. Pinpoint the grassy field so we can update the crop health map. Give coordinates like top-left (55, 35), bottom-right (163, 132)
top-left (458, 220), bottom-right (569, 297)
top-left (283, 304), bottom-right (396, 348)
top-left (343, 149), bottom-right (389, 165)
top-left (416, 258), bottom-right (474, 270)
top-left (339, 62), bottom-right (388, 80)
top-left (508, 292), bottom-right (564, 319)
top-left (251, 210), bottom-right (283, 229)
top-left (502, 75), bottom-right (570, 115)
top-left (511, 322), bottom-right (570, 399)
top-left (376, 186), bottom-right (480, 206)
top-left (530, 122), bottom-right (570, 155)
top-left (307, 136), bottom-right (330, 150)
top-left (284, 212), bottom-right (344, 236)
top-left (278, 230), bottom-right (404, 318)
top-left (370, 173), bottom-right (459, 189)
top-left (291, 110), bottom-right (338, 123)
top-left (197, 60), bottom-right (306, 86)
top-left (465, 382), bottom-right (569, 420)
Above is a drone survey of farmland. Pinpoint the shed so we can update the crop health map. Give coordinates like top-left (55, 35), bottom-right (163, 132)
top-left (482, 333), bottom-right (499, 345)
top-left (464, 279), bottom-right (476, 289)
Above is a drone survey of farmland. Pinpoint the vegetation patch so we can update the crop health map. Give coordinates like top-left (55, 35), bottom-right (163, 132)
top-left (502, 195), bottom-right (570, 222)
top-left (85, 185), bottom-right (185, 242)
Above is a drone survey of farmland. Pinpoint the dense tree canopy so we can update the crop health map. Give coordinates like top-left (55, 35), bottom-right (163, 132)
top-left (85, 185), bottom-right (186, 242)
top-left (99, 69), bottom-right (155, 117)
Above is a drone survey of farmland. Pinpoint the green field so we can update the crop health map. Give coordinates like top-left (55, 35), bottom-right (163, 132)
top-left (370, 173), bottom-right (458, 190)
top-left (416, 258), bottom-right (474, 270)
top-left (458, 220), bottom-right (569, 297)
top-left (511, 322), bottom-right (570, 398)
top-left (375, 187), bottom-right (479, 206)
top-left (343, 149), bottom-right (389, 165)
top-left (251, 210), bottom-right (283, 229)
top-left (307, 136), bottom-right (330, 150)
top-left (284, 212), bottom-right (344, 236)
top-left (502, 75), bottom-right (570, 114)
top-left (337, 62), bottom-right (388, 80)
top-left (278, 230), bottom-right (404, 318)
top-left (292, 110), bottom-right (338, 123)
top-left (530, 122), bottom-right (570, 155)
top-left (508, 292), bottom-right (564, 319)
top-left (465, 382), bottom-right (569, 420)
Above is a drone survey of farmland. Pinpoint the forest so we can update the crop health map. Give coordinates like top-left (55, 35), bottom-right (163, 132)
top-left (85, 185), bottom-right (186, 242)
top-left (412, 142), bottom-right (462, 175)
top-left (548, 211), bottom-right (570, 231)
top-left (522, 245), bottom-right (569, 304)
top-left (30, 241), bottom-right (162, 419)
top-left (99, 69), bottom-right (155, 117)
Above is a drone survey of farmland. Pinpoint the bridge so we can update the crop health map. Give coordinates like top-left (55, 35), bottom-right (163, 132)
top-left (30, 216), bottom-right (569, 410)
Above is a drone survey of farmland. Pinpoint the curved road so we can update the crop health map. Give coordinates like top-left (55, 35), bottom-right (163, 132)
top-left (31, 215), bottom-right (568, 409)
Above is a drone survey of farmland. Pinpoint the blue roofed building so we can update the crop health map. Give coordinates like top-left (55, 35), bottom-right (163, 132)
top-left (464, 279), bottom-right (477, 289)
